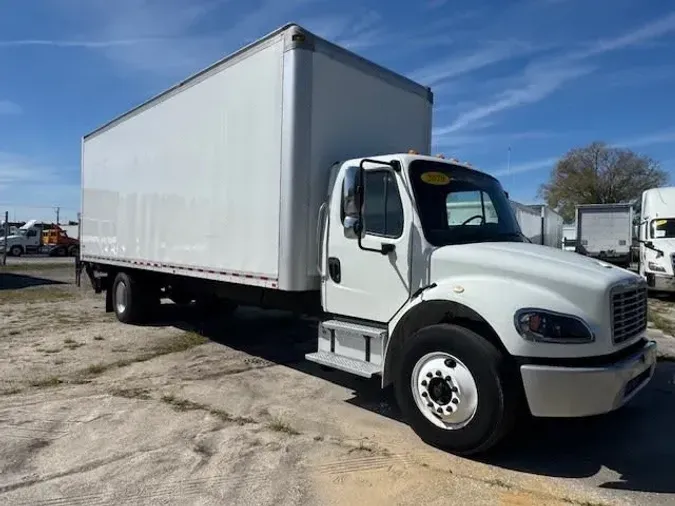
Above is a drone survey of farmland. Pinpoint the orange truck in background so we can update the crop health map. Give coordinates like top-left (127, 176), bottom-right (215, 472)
top-left (41, 224), bottom-right (79, 257)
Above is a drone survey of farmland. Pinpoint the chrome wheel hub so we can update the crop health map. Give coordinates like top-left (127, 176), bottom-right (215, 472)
top-left (411, 352), bottom-right (479, 430)
top-left (115, 281), bottom-right (128, 314)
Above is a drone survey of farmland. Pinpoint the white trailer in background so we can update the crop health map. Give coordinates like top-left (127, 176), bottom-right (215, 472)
top-left (562, 224), bottom-right (576, 251)
top-left (638, 187), bottom-right (675, 291)
top-left (575, 203), bottom-right (633, 267)
top-left (78, 23), bottom-right (655, 456)
top-left (509, 202), bottom-right (563, 248)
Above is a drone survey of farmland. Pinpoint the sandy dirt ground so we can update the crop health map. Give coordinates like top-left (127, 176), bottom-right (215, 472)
top-left (1, 261), bottom-right (675, 506)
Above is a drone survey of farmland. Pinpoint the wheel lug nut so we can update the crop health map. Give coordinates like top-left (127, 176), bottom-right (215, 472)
top-left (452, 398), bottom-right (459, 404)
top-left (427, 402), bottom-right (433, 408)
top-left (445, 376), bottom-right (452, 382)
top-left (451, 387), bottom-right (458, 393)
top-left (421, 380), bottom-right (427, 386)
top-left (426, 372), bottom-right (432, 378)
top-left (445, 359), bottom-right (456, 368)
top-left (435, 371), bottom-right (442, 376)
top-left (436, 407), bottom-right (443, 414)
top-left (446, 406), bottom-right (454, 413)
top-left (422, 392), bottom-right (428, 398)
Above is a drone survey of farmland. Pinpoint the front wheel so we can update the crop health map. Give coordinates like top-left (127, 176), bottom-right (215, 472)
top-left (394, 324), bottom-right (519, 455)
top-left (9, 245), bottom-right (23, 257)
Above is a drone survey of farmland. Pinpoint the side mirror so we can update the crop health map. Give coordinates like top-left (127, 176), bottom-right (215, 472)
top-left (342, 167), bottom-right (362, 236)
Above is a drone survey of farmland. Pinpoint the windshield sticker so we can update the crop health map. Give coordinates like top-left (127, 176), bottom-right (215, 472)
top-left (655, 230), bottom-right (667, 238)
top-left (421, 172), bottom-right (451, 185)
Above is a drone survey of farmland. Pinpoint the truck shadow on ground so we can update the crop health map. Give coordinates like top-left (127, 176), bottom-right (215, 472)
top-left (149, 304), bottom-right (675, 495)
top-left (0, 273), bottom-right (66, 290)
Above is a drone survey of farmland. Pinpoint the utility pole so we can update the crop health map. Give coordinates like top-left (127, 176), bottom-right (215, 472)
top-left (55, 206), bottom-right (60, 225)
top-left (2, 211), bottom-right (8, 266)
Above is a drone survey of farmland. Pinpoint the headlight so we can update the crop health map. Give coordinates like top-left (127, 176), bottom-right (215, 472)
top-left (648, 262), bottom-right (666, 273)
top-left (514, 309), bottom-right (594, 344)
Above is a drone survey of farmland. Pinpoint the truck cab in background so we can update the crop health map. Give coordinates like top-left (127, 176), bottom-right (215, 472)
top-left (0, 220), bottom-right (43, 256)
top-left (638, 186), bottom-right (675, 291)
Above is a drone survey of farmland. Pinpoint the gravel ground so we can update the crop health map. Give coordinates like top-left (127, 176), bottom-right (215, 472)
top-left (1, 264), bottom-right (675, 505)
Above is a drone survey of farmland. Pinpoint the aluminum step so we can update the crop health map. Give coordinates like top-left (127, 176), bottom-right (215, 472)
top-left (305, 351), bottom-right (381, 378)
top-left (322, 319), bottom-right (387, 339)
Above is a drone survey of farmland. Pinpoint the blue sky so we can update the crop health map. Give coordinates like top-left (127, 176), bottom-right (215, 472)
top-left (1, 0), bottom-right (675, 223)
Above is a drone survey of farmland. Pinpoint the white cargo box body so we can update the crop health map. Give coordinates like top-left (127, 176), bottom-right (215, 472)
top-left (81, 24), bottom-right (432, 292)
top-left (576, 204), bottom-right (633, 255)
top-left (510, 201), bottom-right (541, 243)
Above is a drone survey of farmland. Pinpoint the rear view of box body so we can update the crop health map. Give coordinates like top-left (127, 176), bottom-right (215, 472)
top-left (81, 24), bottom-right (432, 292)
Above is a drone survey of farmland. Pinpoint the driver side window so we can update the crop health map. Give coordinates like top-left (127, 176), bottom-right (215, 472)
top-left (446, 190), bottom-right (498, 226)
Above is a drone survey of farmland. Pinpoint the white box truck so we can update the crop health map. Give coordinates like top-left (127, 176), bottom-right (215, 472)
top-left (575, 203), bottom-right (634, 267)
top-left (79, 24), bottom-right (656, 455)
top-left (638, 186), bottom-right (675, 291)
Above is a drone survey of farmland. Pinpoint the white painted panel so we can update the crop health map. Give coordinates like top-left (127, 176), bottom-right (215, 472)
top-left (82, 39), bottom-right (285, 280)
top-left (579, 207), bottom-right (632, 254)
top-left (306, 51), bottom-right (432, 278)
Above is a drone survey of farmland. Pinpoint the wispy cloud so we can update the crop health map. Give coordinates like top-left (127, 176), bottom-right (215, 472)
top-left (0, 100), bottom-right (22, 115)
top-left (440, 12), bottom-right (675, 133)
top-left (408, 40), bottom-right (534, 87)
top-left (491, 157), bottom-right (558, 177)
top-left (38, 0), bottom-right (323, 77)
top-left (0, 38), bottom-right (167, 48)
top-left (613, 130), bottom-right (675, 149)
top-left (489, 128), bottom-right (675, 178)
top-left (300, 10), bottom-right (384, 50)
top-left (433, 129), bottom-right (557, 149)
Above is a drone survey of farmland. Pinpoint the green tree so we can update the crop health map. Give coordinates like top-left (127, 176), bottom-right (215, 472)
top-left (538, 141), bottom-right (668, 222)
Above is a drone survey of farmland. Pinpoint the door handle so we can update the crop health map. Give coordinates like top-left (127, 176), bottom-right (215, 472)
top-left (328, 257), bottom-right (341, 283)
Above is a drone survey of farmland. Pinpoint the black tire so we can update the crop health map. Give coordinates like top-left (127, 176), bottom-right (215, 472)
top-left (54, 246), bottom-right (67, 257)
top-left (68, 245), bottom-right (79, 257)
top-left (111, 272), bottom-right (155, 324)
top-left (9, 245), bottom-right (22, 257)
top-left (394, 323), bottom-right (519, 456)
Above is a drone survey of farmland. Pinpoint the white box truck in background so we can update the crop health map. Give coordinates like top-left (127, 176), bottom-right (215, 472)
top-left (638, 186), bottom-right (675, 291)
top-left (79, 24), bottom-right (656, 455)
top-left (575, 203), bottom-right (634, 267)
top-left (509, 202), bottom-right (563, 248)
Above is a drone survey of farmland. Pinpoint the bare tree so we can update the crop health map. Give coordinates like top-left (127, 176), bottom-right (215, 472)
top-left (538, 142), bottom-right (668, 222)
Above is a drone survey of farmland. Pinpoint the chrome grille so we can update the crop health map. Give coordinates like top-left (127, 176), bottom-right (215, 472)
top-left (611, 282), bottom-right (648, 344)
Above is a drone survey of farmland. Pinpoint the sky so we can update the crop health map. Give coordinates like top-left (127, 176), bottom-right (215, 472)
top-left (1, 0), bottom-right (675, 223)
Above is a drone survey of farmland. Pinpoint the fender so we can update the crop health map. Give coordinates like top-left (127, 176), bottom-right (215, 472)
top-left (382, 275), bottom-right (594, 387)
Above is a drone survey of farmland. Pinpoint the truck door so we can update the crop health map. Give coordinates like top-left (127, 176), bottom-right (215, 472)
top-left (322, 161), bottom-right (412, 323)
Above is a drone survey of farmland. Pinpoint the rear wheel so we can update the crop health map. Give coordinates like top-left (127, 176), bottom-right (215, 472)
top-left (395, 323), bottom-right (519, 455)
top-left (112, 272), bottom-right (157, 324)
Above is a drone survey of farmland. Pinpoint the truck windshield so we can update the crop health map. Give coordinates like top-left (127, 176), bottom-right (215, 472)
top-left (408, 160), bottom-right (524, 247)
top-left (650, 218), bottom-right (675, 239)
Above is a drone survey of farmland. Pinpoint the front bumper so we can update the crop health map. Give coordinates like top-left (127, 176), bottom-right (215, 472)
top-left (646, 273), bottom-right (675, 292)
top-left (520, 340), bottom-right (657, 417)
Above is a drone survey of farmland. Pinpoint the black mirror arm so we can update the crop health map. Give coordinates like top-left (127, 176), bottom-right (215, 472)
top-left (639, 239), bottom-right (664, 257)
top-left (356, 158), bottom-right (398, 255)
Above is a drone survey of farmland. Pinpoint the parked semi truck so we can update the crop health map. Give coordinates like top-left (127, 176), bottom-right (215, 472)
top-left (638, 186), bottom-right (675, 291)
top-left (78, 24), bottom-right (656, 455)
top-left (575, 203), bottom-right (634, 267)
top-left (0, 220), bottom-right (44, 256)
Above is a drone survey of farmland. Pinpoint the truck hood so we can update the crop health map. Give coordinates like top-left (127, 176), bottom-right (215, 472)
top-left (430, 241), bottom-right (639, 295)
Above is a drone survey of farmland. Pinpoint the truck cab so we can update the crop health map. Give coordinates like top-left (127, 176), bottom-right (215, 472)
top-left (0, 220), bottom-right (43, 256)
top-left (638, 186), bottom-right (675, 291)
top-left (309, 153), bottom-right (656, 454)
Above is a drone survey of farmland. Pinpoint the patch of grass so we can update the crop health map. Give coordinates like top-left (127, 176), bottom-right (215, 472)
top-left (30, 376), bottom-right (63, 388)
top-left (93, 335), bottom-right (105, 341)
top-left (161, 394), bottom-right (255, 425)
top-left (0, 262), bottom-right (73, 272)
top-left (0, 386), bottom-right (23, 395)
top-left (153, 331), bottom-right (208, 354)
top-left (85, 363), bottom-right (107, 375)
top-left (267, 417), bottom-right (301, 436)
top-left (110, 387), bottom-right (152, 400)
top-left (485, 478), bottom-right (513, 490)
top-left (41, 348), bottom-right (62, 354)
top-left (0, 287), bottom-right (75, 305)
top-left (648, 308), bottom-right (675, 336)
